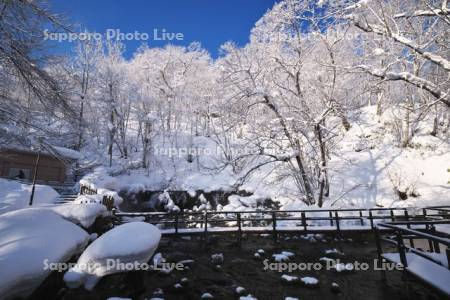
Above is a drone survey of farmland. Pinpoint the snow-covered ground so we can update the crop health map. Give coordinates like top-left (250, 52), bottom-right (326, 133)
top-left (0, 178), bottom-right (59, 215)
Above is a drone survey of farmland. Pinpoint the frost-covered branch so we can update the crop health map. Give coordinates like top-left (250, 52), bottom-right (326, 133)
top-left (352, 18), bottom-right (450, 72)
top-left (353, 65), bottom-right (450, 107)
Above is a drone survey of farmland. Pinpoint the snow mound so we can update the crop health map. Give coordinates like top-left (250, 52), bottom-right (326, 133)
top-left (0, 178), bottom-right (59, 215)
top-left (0, 208), bottom-right (90, 299)
top-left (51, 203), bottom-right (107, 228)
top-left (64, 222), bottom-right (161, 290)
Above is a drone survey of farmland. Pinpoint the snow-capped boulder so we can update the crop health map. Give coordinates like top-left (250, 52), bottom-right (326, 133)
top-left (51, 203), bottom-right (107, 228)
top-left (300, 276), bottom-right (319, 287)
top-left (0, 208), bottom-right (90, 299)
top-left (64, 222), bottom-right (161, 290)
top-left (201, 292), bottom-right (214, 299)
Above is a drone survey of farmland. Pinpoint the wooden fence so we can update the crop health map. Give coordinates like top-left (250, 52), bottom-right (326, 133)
top-left (113, 206), bottom-right (450, 241)
top-left (79, 184), bottom-right (115, 211)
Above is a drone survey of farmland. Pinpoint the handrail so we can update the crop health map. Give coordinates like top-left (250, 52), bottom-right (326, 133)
top-left (377, 223), bottom-right (450, 246)
top-left (112, 206), bottom-right (449, 240)
top-left (375, 221), bottom-right (450, 274)
top-left (114, 206), bottom-right (415, 216)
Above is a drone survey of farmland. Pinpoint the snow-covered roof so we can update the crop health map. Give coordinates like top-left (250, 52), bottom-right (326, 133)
top-left (0, 145), bottom-right (81, 161)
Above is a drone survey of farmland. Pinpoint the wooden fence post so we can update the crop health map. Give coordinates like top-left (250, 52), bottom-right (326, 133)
top-left (335, 211), bottom-right (340, 233)
top-left (237, 212), bottom-right (242, 246)
top-left (301, 212), bottom-right (307, 232)
top-left (404, 210), bottom-right (415, 248)
top-left (374, 227), bottom-right (386, 280)
top-left (174, 213), bottom-right (179, 236)
top-left (369, 210), bottom-right (374, 229)
top-left (446, 248), bottom-right (450, 270)
top-left (426, 224), bottom-right (434, 252)
top-left (272, 212), bottom-right (277, 243)
top-left (430, 225), bottom-right (440, 253)
top-left (396, 231), bottom-right (408, 268)
top-left (203, 211), bottom-right (208, 247)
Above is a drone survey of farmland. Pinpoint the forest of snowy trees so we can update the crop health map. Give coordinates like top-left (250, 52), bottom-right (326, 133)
top-left (1, 0), bottom-right (449, 207)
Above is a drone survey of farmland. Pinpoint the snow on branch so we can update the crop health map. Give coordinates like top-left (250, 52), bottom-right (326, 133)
top-left (352, 18), bottom-right (450, 72)
top-left (393, 7), bottom-right (450, 18)
top-left (353, 65), bottom-right (450, 107)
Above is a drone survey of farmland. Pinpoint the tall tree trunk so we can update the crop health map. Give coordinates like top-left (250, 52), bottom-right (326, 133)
top-left (262, 95), bottom-right (315, 204)
top-left (376, 90), bottom-right (383, 117)
top-left (402, 98), bottom-right (412, 147)
top-left (315, 121), bottom-right (329, 207)
top-left (108, 83), bottom-right (115, 167)
top-left (76, 99), bottom-right (84, 150)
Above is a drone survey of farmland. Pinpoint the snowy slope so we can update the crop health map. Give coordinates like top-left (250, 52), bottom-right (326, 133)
top-left (327, 106), bottom-right (450, 208)
top-left (79, 106), bottom-right (449, 210)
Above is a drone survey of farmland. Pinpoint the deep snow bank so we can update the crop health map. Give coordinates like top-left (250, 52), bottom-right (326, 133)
top-left (64, 222), bottom-right (161, 290)
top-left (0, 208), bottom-right (90, 299)
top-left (0, 178), bottom-right (59, 215)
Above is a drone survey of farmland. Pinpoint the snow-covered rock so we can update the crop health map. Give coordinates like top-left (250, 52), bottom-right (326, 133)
top-left (300, 276), bottom-right (319, 287)
top-left (273, 251), bottom-right (293, 262)
top-left (331, 282), bottom-right (341, 293)
top-left (334, 263), bottom-right (355, 272)
top-left (281, 274), bottom-right (298, 283)
top-left (64, 222), bottom-right (161, 290)
top-left (0, 208), bottom-right (90, 299)
top-left (211, 253), bottom-right (224, 265)
top-left (51, 203), bottom-right (107, 228)
top-left (159, 190), bottom-right (180, 213)
top-left (281, 251), bottom-right (295, 258)
top-left (240, 295), bottom-right (258, 300)
top-left (235, 286), bottom-right (246, 295)
top-left (97, 189), bottom-right (124, 206)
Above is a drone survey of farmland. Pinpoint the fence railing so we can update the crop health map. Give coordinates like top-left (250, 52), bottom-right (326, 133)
top-left (80, 184), bottom-right (114, 210)
top-left (375, 220), bottom-right (450, 271)
top-left (80, 184), bottom-right (97, 195)
top-left (113, 206), bottom-right (450, 240)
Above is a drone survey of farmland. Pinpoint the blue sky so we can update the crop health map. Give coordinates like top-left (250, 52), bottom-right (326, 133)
top-left (50, 0), bottom-right (278, 59)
